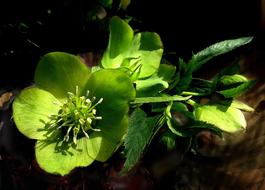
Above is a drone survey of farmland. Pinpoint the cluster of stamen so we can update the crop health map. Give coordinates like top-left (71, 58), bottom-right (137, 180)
top-left (47, 86), bottom-right (103, 144)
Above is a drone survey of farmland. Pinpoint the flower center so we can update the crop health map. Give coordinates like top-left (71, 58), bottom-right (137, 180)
top-left (47, 86), bottom-right (103, 144)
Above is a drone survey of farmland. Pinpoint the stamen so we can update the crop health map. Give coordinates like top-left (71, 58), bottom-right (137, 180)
top-left (85, 90), bottom-right (90, 97)
top-left (64, 125), bottom-right (73, 142)
top-left (87, 118), bottom-right (92, 124)
top-left (75, 86), bottom-right (79, 95)
top-left (73, 127), bottom-right (79, 144)
top-left (81, 125), bottom-right (90, 138)
top-left (67, 92), bottom-right (74, 97)
top-left (46, 86), bottom-right (103, 145)
top-left (91, 128), bottom-right (101, 132)
top-left (97, 98), bottom-right (104, 104)
top-left (79, 118), bottom-right (85, 125)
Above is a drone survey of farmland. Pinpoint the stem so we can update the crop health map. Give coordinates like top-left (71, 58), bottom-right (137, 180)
top-left (186, 99), bottom-right (198, 107)
top-left (131, 95), bottom-right (191, 104)
top-left (181, 91), bottom-right (208, 96)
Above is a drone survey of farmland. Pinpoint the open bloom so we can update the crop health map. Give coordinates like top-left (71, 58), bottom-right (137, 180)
top-left (13, 52), bottom-right (135, 175)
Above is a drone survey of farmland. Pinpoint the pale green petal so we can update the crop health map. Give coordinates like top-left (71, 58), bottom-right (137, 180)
top-left (35, 137), bottom-right (94, 176)
top-left (13, 87), bottom-right (60, 140)
top-left (34, 52), bottom-right (90, 99)
top-left (124, 32), bottom-right (163, 78)
top-left (101, 16), bottom-right (134, 68)
top-left (85, 116), bottom-right (128, 161)
top-left (83, 69), bottom-right (135, 161)
top-left (194, 104), bottom-right (246, 133)
top-left (84, 69), bottom-right (135, 127)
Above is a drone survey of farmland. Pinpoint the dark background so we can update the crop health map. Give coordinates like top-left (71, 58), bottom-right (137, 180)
top-left (0, 0), bottom-right (260, 89)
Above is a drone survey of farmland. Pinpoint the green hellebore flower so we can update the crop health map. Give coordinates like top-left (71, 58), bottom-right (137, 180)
top-left (13, 52), bottom-right (136, 176)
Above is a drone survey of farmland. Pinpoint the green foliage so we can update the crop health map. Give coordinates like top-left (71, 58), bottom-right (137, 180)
top-left (215, 74), bottom-right (255, 98)
top-left (194, 104), bottom-right (246, 133)
top-left (159, 130), bottom-right (177, 151)
top-left (99, 0), bottom-right (131, 10)
top-left (227, 100), bottom-right (254, 112)
top-left (121, 108), bottom-right (162, 174)
top-left (135, 63), bottom-right (176, 97)
top-left (120, 0), bottom-right (131, 9)
top-left (175, 37), bottom-right (253, 92)
top-left (99, 0), bottom-right (113, 8)
top-left (120, 34), bottom-right (254, 173)
top-left (188, 37), bottom-right (253, 72)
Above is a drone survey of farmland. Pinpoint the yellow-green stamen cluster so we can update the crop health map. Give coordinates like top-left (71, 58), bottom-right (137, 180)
top-left (48, 86), bottom-right (103, 144)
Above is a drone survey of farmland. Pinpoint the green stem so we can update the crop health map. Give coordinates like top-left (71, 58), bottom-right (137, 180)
top-left (181, 91), bottom-right (208, 96)
top-left (186, 99), bottom-right (198, 107)
top-left (131, 95), bottom-right (191, 104)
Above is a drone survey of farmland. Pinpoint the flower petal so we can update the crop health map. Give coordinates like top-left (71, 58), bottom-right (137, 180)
top-left (84, 116), bottom-right (128, 161)
top-left (101, 16), bottom-right (134, 68)
top-left (84, 69), bottom-right (135, 127)
top-left (35, 137), bottom-right (94, 176)
top-left (13, 87), bottom-right (60, 140)
top-left (34, 52), bottom-right (90, 99)
top-left (83, 69), bottom-right (135, 161)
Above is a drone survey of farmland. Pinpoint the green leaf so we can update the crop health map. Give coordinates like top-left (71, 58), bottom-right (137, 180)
top-left (159, 130), bottom-right (176, 151)
top-left (171, 102), bottom-right (189, 112)
top-left (120, 0), bottom-right (131, 9)
top-left (213, 63), bottom-right (240, 81)
top-left (174, 59), bottom-right (192, 93)
top-left (175, 73), bottom-right (192, 93)
top-left (135, 75), bottom-right (168, 97)
top-left (135, 79), bottom-right (168, 96)
top-left (13, 87), bottom-right (60, 140)
top-left (35, 137), bottom-right (94, 176)
top-left (132, 95), bottom-right (191, 104)
top-left (182, 78), bottom-right (213, 96)
top-left (188, 37), bottom-right (253, 72)
top-left (135, 64), bottom-right (175, 97)
top-left (100, 0), bottom-right (113, 8)
top-left (220, 100), bottom-right (254, 112)
top-left (101, 16), bottom-right (134, 68)
top-left (157, 64), bottom-right (176, 82)
top-left (230, 100), bottom-right (254, 112)
top-left (219, 74), bottom-right (248, 86)
top-left (121, 108), bottom-right (161, 174)
top-left (218, 80), bottom-right (255, 98)
top-left (185, 121), bottom-right (223, 138)
top-left (194, 104), bottom-right (246, 133)
top-left (178, 58), bottom-right (188, 73)
top-left (164, 101), bottom-right (193, 137)
top-left (212, 63), bottom-right (240, 91)
top-left (35, 52), bottom-right (90, 100)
